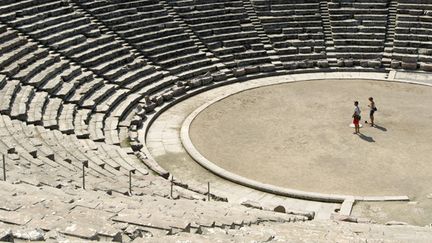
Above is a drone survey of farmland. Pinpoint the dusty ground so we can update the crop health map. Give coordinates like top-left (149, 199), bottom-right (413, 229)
top-left (190, 79), bottom-right (432, 201)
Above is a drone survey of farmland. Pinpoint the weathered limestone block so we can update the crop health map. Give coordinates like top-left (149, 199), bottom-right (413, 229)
top-left (418, 48), bottom-right (432, 55)
top-left (201, 76), bottom-right (213, 85)
top-left (391, 61), bottom-right (401, 69)
top-left (12, 228), bottom-right (45, 241)
top-left (317, 60), bottom-right (329, 68)
top-left (135, 105), bottom-right (145, 118)
top-left (368, 60), bottom-right (381, 68)
top-left (142, 96), bottom-right (156, 113)
top-left (344, 59), bottom-right (354, 67)
top-left (401, 62), bottom-right (417, 70)
top-left (274, 205), bottom-right (286, 213)
top-left (233, 68), bottom-right (246, 77)
top-left (420, 63), bottom-right (432, 72)
top-left (130, 115), bottom-right (142, 127)
top-left (305, 61), bottom-right (315, 68)
top-left (171, 86), bottom-right (186, 97)
top-left (409, 9), bottom-right (424, 15)
top-left (152, 95), bottom-right (164, 105)
top-left (360, 60), bottom-right (369, 68)
top-left (337, 59), bottom-right (344, 67)
top-left (212, 72), bottom-right (227, 82)
top-left (284, 62), bottom-right (298, 70)
top-left (298, 46), bottom-right (312, 54)
top-left (259, 64), bottom-right (276, 72)
top-left (400, 55), bottom-right (417, 63)
top-left (244, 66), bottom-right (259, 74)
top-left (162, 91), bottom-right (174, 101)
top-left (297, 61), bottom-right (307, 68)
top-left (130, 141), bottom-right (143, 151)
top-left (188, 79), bottom-right (202, 88)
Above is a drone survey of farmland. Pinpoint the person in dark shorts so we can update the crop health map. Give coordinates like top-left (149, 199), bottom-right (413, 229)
top-left (352, 101), bottom-right (361, 134)
top-left (368, 97), bottom-right (377, 127)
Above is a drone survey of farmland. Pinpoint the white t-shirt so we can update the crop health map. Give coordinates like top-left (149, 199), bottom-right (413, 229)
top-left (354, 106), bottom-right (361, 115)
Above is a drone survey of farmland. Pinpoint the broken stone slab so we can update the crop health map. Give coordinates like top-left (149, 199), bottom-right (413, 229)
top-left (151, 95), bottom-right (164, 106)
top-left (188, 79), bottom-right (202, 88)
top-left (368, 60), bottom-right (381, 68)
top-left (142, 96), bottom-right (157, 113)
top-left (420, 63), bottom-right (432, 72)
top-left (259, 64), bottom-right (276, 72)
top-left (385, 221), bottom-right (409, 226)
top-left (130, 141), bottom-right (143, 151)
top-left (59, 223), bottom-right (98, 240)
top-left (0, 210), bottom-right (32, 225)
top-left (285, 210), bottom-right (315, 220)
top-left (244, 66), bottom-right (260, 74)
top-left (391, 61), bottom-right (401, 69)
top-left (360, 60), bottom-right (369, 68)
top-left (344, 59), bottom-right (354, 67)
top-left (171, 86), bottom-right (186, 97)
top-left (162, 91), bottom-right (174, 101)
top-left (12, 228), bottom-right (45, 241)
top-left (331, 213), bottom-right (357, 223)
top-left (297, 61), bottom-right (307, 69)
top-left (317, 60), bottom-right (329, 68)
top-left (130, 116), bottom-right (142, 127)
top-left (201, 76), bottom-right (213, 85)
top-left (212, 72), bottom-right (227, 82)
top-left (241, 200), bottom-right (263, 210)
top-left (233, 68), bottom-right (246, 77)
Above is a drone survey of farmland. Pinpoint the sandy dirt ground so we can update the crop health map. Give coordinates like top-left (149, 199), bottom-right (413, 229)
top-left (189, 79), bottom-right (432, 225)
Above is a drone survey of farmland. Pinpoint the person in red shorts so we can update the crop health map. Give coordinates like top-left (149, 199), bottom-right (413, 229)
top-left (352, 101), bottom-right (361, 134)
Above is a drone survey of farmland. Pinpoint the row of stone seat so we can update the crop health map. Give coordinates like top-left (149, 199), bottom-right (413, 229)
top-left (0, 0), bottom-right (166, 91)
top-left (0, 180), bottom-right (305, 241)
top-left (0, 114), bottom-right (214, 202)
top-left (169, 0), bottom-right (273, 72)
top-left (76, 0), bottom-right (220, 81)
top-left (251, 0), bottom-right (327, 68)
top-left (0, 27), bottom-right (110, 140)
top-left (148, 218), bottom-right (432, 242)
top-left (327, 0), bottom-right (388, 64)
top-left (392, 1), bottom-right (432, 72)
top-left (0, 24), bottom-right (166, 151)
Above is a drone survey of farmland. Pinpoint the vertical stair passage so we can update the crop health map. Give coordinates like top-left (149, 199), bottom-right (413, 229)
top-left (319, 1), bottom-right (336, 66)
top-left (382, 0), bottom-right (398, 68)
top-left (242, 0), bottom-right (284, 70)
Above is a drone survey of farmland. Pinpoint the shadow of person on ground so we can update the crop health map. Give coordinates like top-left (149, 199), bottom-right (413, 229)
top-left (373, 124), bottom-right (387, 132)
top-left (358, 133), bottom-right (375, 143)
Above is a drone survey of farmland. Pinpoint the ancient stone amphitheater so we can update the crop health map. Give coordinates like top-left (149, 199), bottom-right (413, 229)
top-left (1, 0), bottom-right (432, 242)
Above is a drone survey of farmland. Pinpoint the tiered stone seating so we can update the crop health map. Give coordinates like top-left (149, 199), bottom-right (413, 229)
top-left (2, 1), bottom-right (432, 242)
top-left (1, 0), bottom-right (165, 88)
top-left (0, 114), bottom-right (211, 201)
top-left (328, 0), bottom-right (388, 68)
top-left (0, 25), bottom-right (106, 140)
top-left (169, 0), bottom-right (274, 76)
top-left (392, 0), bottom-right (432, 71)
top-left (147, 218), bottom-right (432, 242)
top-left (0, 181), bottom-right (305, 242)
top-left (251, 0), bottom-right (328, 69)
top-left (0, 1), bottom-right (169, 142)
top-left (77, 0), bottom-right (221, 81)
